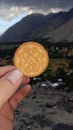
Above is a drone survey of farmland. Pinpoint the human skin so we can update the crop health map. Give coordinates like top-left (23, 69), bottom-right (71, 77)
top-left (0, 66), bottom-right (31, 130)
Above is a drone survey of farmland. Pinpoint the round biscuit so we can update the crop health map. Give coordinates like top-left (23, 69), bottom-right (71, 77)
top-left (14, 41), bottom-right (49, 77)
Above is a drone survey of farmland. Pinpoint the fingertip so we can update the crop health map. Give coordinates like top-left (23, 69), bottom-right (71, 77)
top-left (24, 84), bottom-right (32, 91)
top-left (22, 77), bottom-right (30, 85)
top-left (26, 77), bottom-right (30, 83)
top-left (20, 84), bottom-right (32, 96)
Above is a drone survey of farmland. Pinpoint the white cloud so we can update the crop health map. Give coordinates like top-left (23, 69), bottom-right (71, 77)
top-left (0, 3), bottom-right (67, 21)
top-left (48, 8), bottom-right (62, 13)
top-left (31, 8), bottom-right (62, 15)
top-left (0, 0), bottom-right (73, 21)
top-left (0, 1), bottom-right (71, 21)
top-left (0, 29), bottom-right (5, 35)
top-left (0, 5), bottom-right (33, 20)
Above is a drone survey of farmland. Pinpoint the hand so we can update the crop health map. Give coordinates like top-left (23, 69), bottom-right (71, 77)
top-left (0, 66), bottom-right (31, 130)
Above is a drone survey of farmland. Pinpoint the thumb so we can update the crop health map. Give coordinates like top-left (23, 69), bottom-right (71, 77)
top-left (0, 69), bottom-right (23, 109)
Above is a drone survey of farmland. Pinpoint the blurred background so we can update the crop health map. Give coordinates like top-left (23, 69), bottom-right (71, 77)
top-left (0, 0), bottom-right (73, 91)
top-left (0, 1), bottom-right (73, 130)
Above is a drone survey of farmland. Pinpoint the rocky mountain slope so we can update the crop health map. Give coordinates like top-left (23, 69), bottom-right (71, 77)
top-left (49, 18), bottom-right (73, 42)
top-left (0, 8), bottom-right (73, 42)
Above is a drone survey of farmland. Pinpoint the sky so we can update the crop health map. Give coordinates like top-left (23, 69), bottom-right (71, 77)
top-left (0, 0), bottom-right (73, 35)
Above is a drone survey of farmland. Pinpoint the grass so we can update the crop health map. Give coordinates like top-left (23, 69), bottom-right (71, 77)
top-left (49, 58), bottom-right (70, 71)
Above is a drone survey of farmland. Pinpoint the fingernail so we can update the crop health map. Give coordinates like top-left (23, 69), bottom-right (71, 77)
top-left (7, 69), bottom-right (23, 84)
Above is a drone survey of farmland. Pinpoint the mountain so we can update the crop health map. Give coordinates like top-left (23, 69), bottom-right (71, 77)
top-left (50, 18), bottom-right (73, 42)
top-left (0, 8), bottom-right (73, 42)
top-left (0, 14), bottom-right (46, 42)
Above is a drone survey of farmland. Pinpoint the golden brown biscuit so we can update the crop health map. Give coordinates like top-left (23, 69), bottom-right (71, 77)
top-left (14, 41), bottom-right (49, 77)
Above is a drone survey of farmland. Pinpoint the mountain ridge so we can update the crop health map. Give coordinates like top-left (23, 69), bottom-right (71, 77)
top-left (0, 8), bottom-right (73, 43)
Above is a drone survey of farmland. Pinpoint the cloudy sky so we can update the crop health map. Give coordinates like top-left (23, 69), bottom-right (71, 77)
top-left (0, 0), bottom-right (73, 35)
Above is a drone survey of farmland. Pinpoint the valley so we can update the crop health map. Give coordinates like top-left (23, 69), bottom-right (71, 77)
top-left (0, 40), bottom-right (73, 90)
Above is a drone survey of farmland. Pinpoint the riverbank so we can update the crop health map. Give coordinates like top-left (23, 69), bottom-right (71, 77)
top-left (14, 84), bottom-right (73, 130)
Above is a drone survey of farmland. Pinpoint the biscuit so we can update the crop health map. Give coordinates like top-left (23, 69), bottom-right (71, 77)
top-left (14, 41), bottom-right (49, 77)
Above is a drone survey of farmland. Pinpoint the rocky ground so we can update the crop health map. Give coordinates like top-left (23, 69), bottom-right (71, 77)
top-left (14, 82), bottom-right (73, 130)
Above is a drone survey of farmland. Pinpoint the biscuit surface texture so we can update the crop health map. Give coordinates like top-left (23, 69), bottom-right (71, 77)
top-left (14, 41), bottom-right (49, 77)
